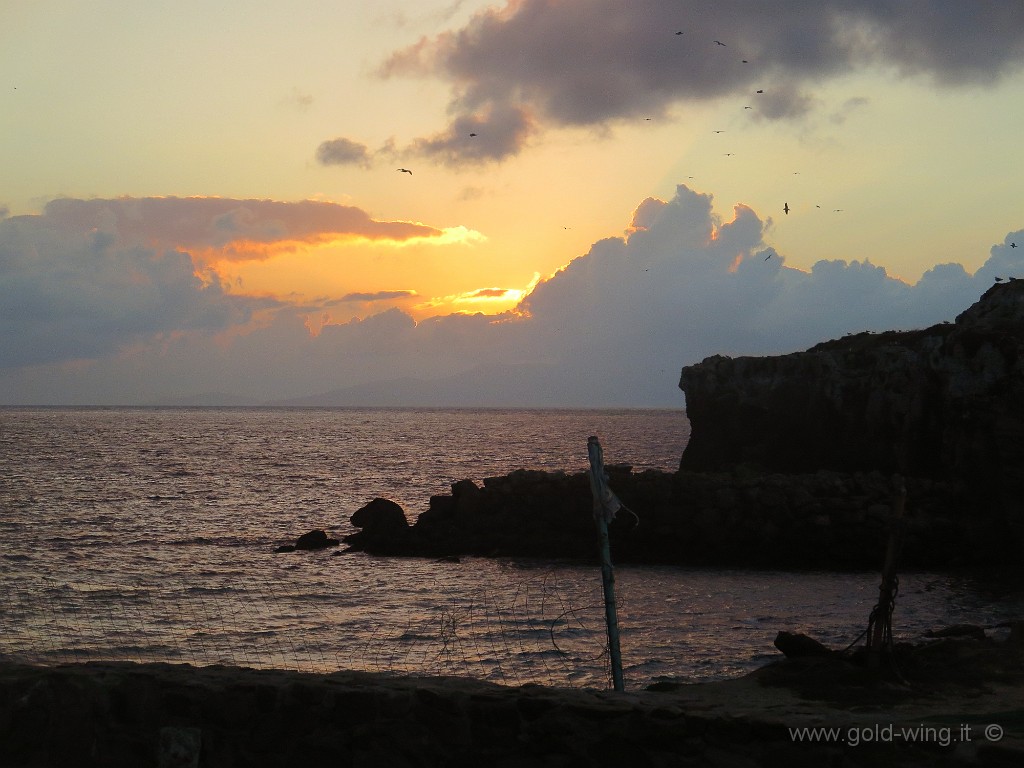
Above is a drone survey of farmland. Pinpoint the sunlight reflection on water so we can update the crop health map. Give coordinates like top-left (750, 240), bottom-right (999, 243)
top-left (2, 407), bottom-right (1022, 689)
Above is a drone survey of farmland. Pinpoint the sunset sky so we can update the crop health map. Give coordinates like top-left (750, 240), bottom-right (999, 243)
top-left (3, 0), bottom-right (1024, 406)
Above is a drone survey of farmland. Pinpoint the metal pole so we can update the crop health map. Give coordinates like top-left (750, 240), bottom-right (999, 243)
top-left (587, 436), bottom-right (625, 692)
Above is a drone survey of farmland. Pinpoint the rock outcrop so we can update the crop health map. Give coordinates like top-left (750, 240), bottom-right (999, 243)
top-left (343, 284), bottom-right (1024, 569)
top-left (344, 467), bottom-right (977, 569)
top-left (274, 528), bottom-right (340, 553)
top-left (680, 281), bottom-right (1024, 543)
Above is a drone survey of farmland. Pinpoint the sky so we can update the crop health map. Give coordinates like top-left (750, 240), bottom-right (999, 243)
top-left (2, 0), bottom-right (1024, 407)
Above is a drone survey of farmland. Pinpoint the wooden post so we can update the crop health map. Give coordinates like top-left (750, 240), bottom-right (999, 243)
top-left (587, 436), bottom-right (625, 692)
top-left (868, 474), bottom-right (906, 668)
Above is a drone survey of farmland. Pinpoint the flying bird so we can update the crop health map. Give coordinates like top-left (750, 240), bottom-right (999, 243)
top-left (675, 31), bottom-right (684, 35)
top-left (469, 132), bottom-right (477, 137)
top-left (764, 252), bottom-right (772, 261)
top-left (713, 130), bottom-right (726, 133)
top-left (756, 89), bottom-right (764, 94)
top-left (783, 203), bottom-right (789, 214)
top-left (744, 105), bottom-right (752, 109)
top-left (397, 168), bottom-right (413, 174)
top-left (1012, 242), bottom-right (1018, 248)
top-left (713, 40), bottom-right (726, 46)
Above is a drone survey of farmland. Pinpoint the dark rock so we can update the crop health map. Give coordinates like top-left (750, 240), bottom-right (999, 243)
top-left (273, 545), bottom-right (295, 554)
top-left (773, 631), bottom-right (834, 659)
top-left (344, 498), bottom-right (414, 555)
top-left (680, 283), bottom-right (1024, 499)
top-left (350, 498), bottom-right (409, 533)
top-left (343, 287), bottom-right (1024, 570)
top-left (680, 282), bottom-right (1024, 561)
top-left (925, 624), bottom-right (987, 641)
top-left (294, 530), bottom-right (340, 551)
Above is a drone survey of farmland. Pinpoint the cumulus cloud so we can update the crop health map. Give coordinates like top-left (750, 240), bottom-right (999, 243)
top-left (0, 213), bottom-right (258, 369)
top-left (2, 185), bottom-right (1022, 405)
top-left (40, 196), bottom-right (442, 259)
top-left (374, 0), bottom-right (1024, 164)
top-left (316, 137), bottom-right (373, 167)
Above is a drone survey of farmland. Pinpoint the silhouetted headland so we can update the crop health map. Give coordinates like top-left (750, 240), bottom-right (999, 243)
top-left (335, 282), bottom-right (1024, 570)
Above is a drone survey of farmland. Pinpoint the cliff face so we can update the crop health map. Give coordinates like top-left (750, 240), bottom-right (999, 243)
top-left (336, 283), bottom-right (1024, 571)
top-left (678, 281), bottom-right (1024, 517)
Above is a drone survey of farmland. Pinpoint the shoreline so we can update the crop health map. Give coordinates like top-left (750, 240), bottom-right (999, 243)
top-left (4, 633), bottom-right (1023, 767)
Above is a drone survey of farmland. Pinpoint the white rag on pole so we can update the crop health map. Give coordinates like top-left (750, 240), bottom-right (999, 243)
top-left (587, 436), bottom-right (622, 525)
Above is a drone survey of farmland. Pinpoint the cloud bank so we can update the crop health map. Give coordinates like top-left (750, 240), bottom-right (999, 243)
top-left (2, 186), bottom-right (1021, 406)
top-left (39, 196), bottom-right (443, 260)
top-left (367, 0), bottom-right (1024, 163)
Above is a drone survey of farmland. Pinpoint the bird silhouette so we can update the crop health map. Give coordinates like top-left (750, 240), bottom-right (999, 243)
top-left (756, 89), bottom-right (764, 94)
top-left (995, 277), bottom-right (1004, 282)
top-left (764, 252), bottom-right (772, 261)
top-left (713, 130), bottom-right (725, 133)
top-left (744, 105), bottom-right (752, 109)
top-left (713, 40), bottom-right (726, 46)
top-left (675, 31), bottom-right (684, 35)
top-left (469, 133), bottom-right (477, 137)
top-left (1012, 242), bottom-right (1018, 248)
top-left (397, 168), bottom-right (413, 175)
top-left (784, 203), bottom-right (790, 215)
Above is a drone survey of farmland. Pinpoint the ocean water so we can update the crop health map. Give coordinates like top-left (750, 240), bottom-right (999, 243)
top-left (1, 407), bottom-right (1021, 690)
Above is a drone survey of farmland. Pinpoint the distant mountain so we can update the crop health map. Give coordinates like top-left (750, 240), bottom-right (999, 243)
top-left (270, 361), bottom-right (585, 408)
top-left (142, 392), bottom-right (263, 407)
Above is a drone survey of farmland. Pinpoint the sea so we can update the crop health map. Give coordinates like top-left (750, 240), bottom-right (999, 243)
top-left (1, 406), bottom-right (1022, 691)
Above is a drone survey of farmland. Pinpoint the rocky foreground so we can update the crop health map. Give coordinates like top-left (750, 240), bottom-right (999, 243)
top-left (3, 629), bottom-right (1023, 767)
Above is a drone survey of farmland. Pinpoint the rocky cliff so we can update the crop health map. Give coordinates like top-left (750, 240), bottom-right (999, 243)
top-left (331, 283), bottom-right (1024, 570)
top-left (679, 281), bottom-right (1024, 531)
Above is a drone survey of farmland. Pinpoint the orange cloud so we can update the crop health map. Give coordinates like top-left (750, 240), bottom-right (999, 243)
top-left (41, 196), bottom-right (444, 259)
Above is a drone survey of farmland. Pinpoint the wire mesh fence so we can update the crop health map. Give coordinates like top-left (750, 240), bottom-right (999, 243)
top-left (0, 572), bottom-right (617, 689)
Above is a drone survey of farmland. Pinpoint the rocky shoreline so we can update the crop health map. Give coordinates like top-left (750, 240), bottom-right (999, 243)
top-left (323, 283), bottom-right (1024, 570)
top-left (3, 629), bottom-right (1023, 767)
top-left (338, 466), bottom-right (982, 570)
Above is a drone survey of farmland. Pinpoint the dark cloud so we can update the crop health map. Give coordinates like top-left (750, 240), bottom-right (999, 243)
top-left (407, 104), bottom-right (536, 164)
top-left (3, 185), bottom-right (1022, 405)
top-left (316, 137), bottom-right (373, 167)
top-left (335, 290), bottom-right (418, 303)
top-left (41, 196), bottom-right (442, 258)
top-left (748, 84), bottom-right (816, 121)
top-left (378, 0), bottom-right (1024, 163)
